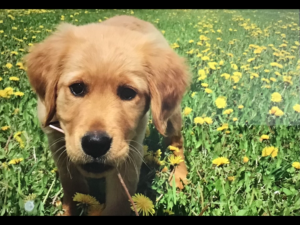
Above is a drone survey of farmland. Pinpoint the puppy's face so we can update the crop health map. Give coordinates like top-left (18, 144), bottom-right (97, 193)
top-left (25, 22), bottom-right (190, 178)
top-left (56, 46), bottom-right (149, 177)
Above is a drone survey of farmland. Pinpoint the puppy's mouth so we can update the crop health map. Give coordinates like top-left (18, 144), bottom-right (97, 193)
top-left (80, 162), bottom-right (114, 174)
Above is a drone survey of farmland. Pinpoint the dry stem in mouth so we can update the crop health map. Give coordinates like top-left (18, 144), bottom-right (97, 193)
top-left (49, 124), bottom-right (140, 216)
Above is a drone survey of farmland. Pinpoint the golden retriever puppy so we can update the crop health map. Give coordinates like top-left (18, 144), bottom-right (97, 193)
top-left (25, 15), bottom-right (190, 216)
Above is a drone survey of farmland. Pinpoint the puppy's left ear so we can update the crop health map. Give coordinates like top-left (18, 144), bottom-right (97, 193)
top-left (143, 45), bottom-right (191, 136)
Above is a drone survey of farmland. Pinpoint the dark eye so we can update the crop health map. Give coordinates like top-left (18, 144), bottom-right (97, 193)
top-left (69, 83), bottom-right (86, 96)
top-left (118, 86), bottom-right (137, 100)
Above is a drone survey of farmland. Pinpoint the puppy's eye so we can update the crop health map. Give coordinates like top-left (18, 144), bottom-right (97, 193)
top-left (118, 86), bottom-right (137, 100)
top-left (69, 83), bottom-right (86, 96)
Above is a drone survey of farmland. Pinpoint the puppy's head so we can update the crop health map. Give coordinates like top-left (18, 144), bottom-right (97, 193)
top-left (25, 22), bottom-right (190, 178)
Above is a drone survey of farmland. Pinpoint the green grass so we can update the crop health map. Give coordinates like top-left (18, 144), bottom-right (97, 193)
top-left (1, 9), bottom-right (300, 216)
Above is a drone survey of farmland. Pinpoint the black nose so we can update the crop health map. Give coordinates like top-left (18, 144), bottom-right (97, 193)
top-left (81, 131), bottom-right (112, 158)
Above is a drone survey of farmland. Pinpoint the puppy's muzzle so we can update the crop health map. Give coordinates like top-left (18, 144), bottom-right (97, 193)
top-left (81, 131), bottom-right (112, 158)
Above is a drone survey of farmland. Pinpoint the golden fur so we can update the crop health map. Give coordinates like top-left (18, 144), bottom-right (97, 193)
top-left (25, 15), bottom-right (191, 216)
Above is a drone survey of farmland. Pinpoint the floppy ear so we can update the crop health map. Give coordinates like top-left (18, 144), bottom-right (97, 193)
top-left (25, 23), bottom-right (76, 127)
top-left (143, 45), bottom-right (191, 136)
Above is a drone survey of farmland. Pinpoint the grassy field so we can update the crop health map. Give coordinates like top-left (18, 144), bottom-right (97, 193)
top-left (0, 9), bottom-right (300, 216)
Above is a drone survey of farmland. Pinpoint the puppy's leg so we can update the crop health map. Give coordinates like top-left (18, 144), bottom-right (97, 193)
top-left (47, 132), bottom-right (89, 216)
top-left (164, 107), bottom-right (188, 190)
top-left (101, 113), bottom-right (148, 216)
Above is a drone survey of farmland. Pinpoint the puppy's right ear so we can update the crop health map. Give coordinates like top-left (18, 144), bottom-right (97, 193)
top-left (25, 23), bottom-right (76, 127)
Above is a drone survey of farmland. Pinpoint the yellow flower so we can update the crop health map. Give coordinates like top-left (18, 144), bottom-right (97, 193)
top-left (186, 49), bottom-right (194, 54)
top-left (262, 146), bottom-right (278, 158)
top-left (228, 176), bottom-right (235, 181)
top-left (6, 63), bottom-right (13, 69)
top-left (243, 156), bottom-right (249, 163)
top-left (217, 123), bottom-right (229, 131)
top-left (169, 155), bottom-right (184, 166)
top-left (223, 109), bottom-right (233, 115)
top-left (183, 107), bottom-right (192, 116)
top-left (194, 117), bottom-right (204, 125)
top-left (8, 158), bottom-right (23, 165)
top-left (14, 131), bottom-right (25, 149)
top-left (201, 56), bottom-right (210, 61)
top-left (217, 37), bottom-right (222, 41)
top-left (283, 76), bottom-right (293, 85)
top-left (292, 162), bottom-right (300, 169)
top-left (191, 92), bottom-right (197, 98)
top-left (212, 157), bottom-right (229, 166)
top-left (238, 105), bottom-right (244, 109)
top-left (215, 96), bottom-right (227, 109)
top-left (233, 117), bottom-right (238, 121)
top-left (231, 64), bottom-right (238, 70)
top-left (51, 168), bottom-right (58, 173)
top-left (293, 104), bottom-right (300, 113)
top-left (271, 92), bottom-right (282, 102)
top-left (233, 72), bottom-right (242, 77)
top-left (131, 193), bottom-right (155, 216)
top-left (221, 73), bottom-right (231, 80)
top-left (9, 77), bottom-right (19, 81)
top-left (189, 40), bottom-right (194, 43)
top-left (205, 88), bottom-right (213, 94)
top-left (264, 69), bottom-right (270, 73)
top-left (169, 145), bottom-right (179, 153)
top-left (208, 62), bottom-right (218, 70)
top-left (261, 135), bottom-right (269, 140)
top-left (274, 72), bottom-right (281, 76)
top-left (274, 109), bottom-right (284, 117)
top-left (247, 58), bottom-right (255, 63)
top-left (155, 149), bottom-right (162, 158)
top-left (73, 193), bottom-right (100, 205)
top-left (204, 117), bottom-right (213, 124)
top-left (231, 76), bottom-right (240, 83)
top-left (270, 77), bottom-right (277, 82)
top-left (1, 126), bottom-right (10, 131)
top-left (219, 60), bottom-right (224, 66)
top-left (161, 30), bottom-right (165, 34)
top-left (201, 83), bottom-right (208, 88)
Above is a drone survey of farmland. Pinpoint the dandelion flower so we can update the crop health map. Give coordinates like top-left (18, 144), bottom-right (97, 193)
top-left (208, 62), bottom-right (218, 70)
top-left (217, 123), bottom-right (229, 131)
top-left (201, 56), bottom-right (210, 61)
top-left (212, 157), bottom-right (229, 166)
top-left (223, 109), bottom-right (233, 115)
top-left (233, 117), bottom-right (238, 121)
top-left (169, 145), bottom-right (179, 152)
top-left (1, 126), bottom-right (10, 131)
top-left (8, 158), bottom-right (23, 165)
top-left (6, 63), bottom-right (13, 69)
top-left (24, 200), bottom-right (35, 212)
top-left (260, 135), bottom-right (269, 140)
top-left (14, 131), bottom-right (24, 148)
top-left (243, 156), bottom-right (249, 163)
top-left (215, 96), bottom-right (227, 109)
top-left (205, 88), bottom-right (213, 94)
top-left (194, 117), bottom-right (204, 125)
top-left (183, 107), bottom-right (192, 116)
top-left (169, 155), bottom-right (184, 166)
top-left (201, 83), bottom-right (208, 88)
top-left (238, 105), bottom-right (244, 109)
top-left (131, 193), bottom-right (155, 216)
top-left (9, 77), bottom-right (19, 81)
top-left (73, 193), bottom-right (100, 205)
top-left (204, 117), bottom-right (213, 124)
top-left (221, 73), bottom-right (231, 80)
top-left (228, 176), bottom-right (235, 181)
top-left (262, 146), bottom-right (278, 158)
top-left (292, 162), bottom-right (300, 169)
top-left (293, 104), bottom-right (300, 113)
top-left (231, 64), bottom-right (238, 70)
top-left (163, 209), bottom-right (174, 215)
top-left (271, 92), bottom-right (282, 102)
